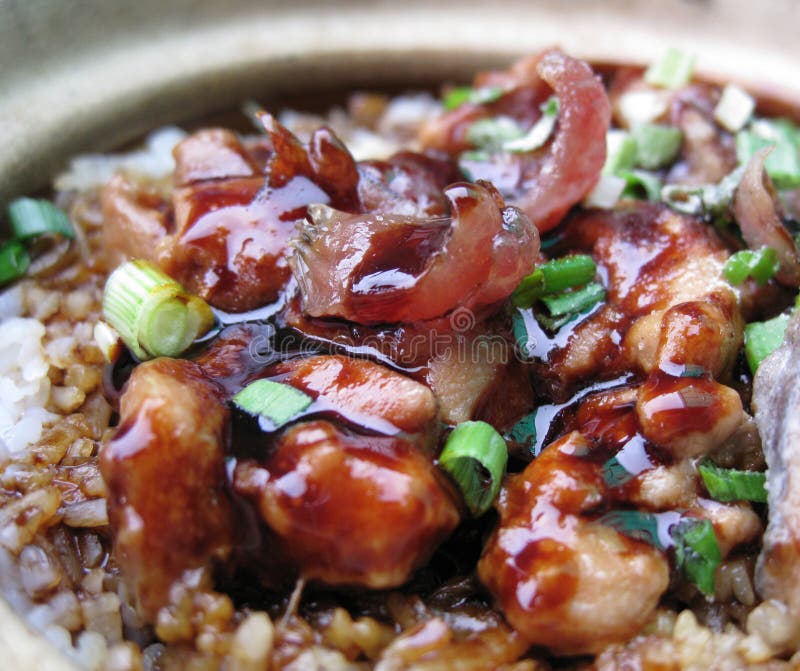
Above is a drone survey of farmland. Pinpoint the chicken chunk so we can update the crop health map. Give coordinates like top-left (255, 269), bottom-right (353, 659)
top-left (100, 358), bottom-right (235, 622)
top-left (233, 419), bottom-right (459, 589)
top-left (100, 173), bottom-right (171, 268)
top-left (478, 432), bottom-right (669, 655)
top-left (538, 203), bottom-right (737, 396)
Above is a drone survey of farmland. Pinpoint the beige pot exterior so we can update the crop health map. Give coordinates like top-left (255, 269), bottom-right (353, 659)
top-left (1, 0), bottom-right (800, 667)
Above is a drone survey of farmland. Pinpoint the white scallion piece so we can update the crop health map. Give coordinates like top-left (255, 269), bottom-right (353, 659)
top-left (714, 84), bottom-right (756, 133)
top-left (617, 90), bottom-right (668, 128)
top-left (583, 175), bottom-right (627, 209)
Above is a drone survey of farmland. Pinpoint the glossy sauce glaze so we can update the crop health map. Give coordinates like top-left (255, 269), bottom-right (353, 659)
top-left (95, 48), bottom-right (792, 659)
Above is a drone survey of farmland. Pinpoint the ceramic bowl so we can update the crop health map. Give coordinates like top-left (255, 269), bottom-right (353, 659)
top-left (1, 0), bottom-right (799, 667)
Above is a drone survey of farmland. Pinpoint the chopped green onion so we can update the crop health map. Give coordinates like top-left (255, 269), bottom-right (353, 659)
top-left (6, 197), bottom-right (74, 240)
top-left (504, 96), bottom-right (559, 153)
top-left (583, 175), bottom-right (627, 209)
top-left (602, 437), bottom-right (653, 488)
top-left (534, 311), bottom-right (582, 332)
top-left (644, 48), bottom-right (696, 89)
top-left (670, 518), bottom-right (721, 596)
top-left (0, 240), bottom-right (31, 286)
top-left (439, 420), bottom-right (508, 517)
top-left (662, 165), bottom-right (744, 217)
top-left (697, 459), bottom-right (767, 503)
top-left (598, 511), bottom-right (721, 595)
top-left (603, 456), bottom-right (634, 488)
top-left (512, 308), bottom-right (536, 360)
top-left (233, 379), bottom-right (313, 427)
top-left (661, 184), bottom-right (704, 215)
top-left (736, 119), bottom-right (800, 189)
top-left (618, 169), bottom-right (663, 201)
top-left (504, 411), bottom-right (538, 455)
top-left (744, 313), bottom-right (789, 373)
top-left (443, 86), bottom-right (504, 111)
top-left (714, 84), bottom-right (755, 133)
top-left (632, 124), bottom-right (683, 170)
top-left (602, 130), bottom-right (638, 176)
top-left (541, 282), bottom-right (606, 317)
top-left (102, 259), bottom-right (216, 360)
top-left (598, 510), bottom-right (667, 549)
top-left (723, 247), bottom-right (779, 286)
top-left (466, 116), bottom-right (524, 149)
top-left (511, 255), bottom-right (597, 308)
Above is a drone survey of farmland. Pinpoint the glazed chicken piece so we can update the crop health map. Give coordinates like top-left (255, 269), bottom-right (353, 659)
top-left (481, 379), bottom-right (761, 655)
top-left (281, 303), bottom-right (534, 426)
top-left (100, 173), bottom-right (172, 268)
top-left (267, 354), bottom-right (438, 440)
top-left (420, 50), bottom-right (610, 232)
top-left (159, 117), bottom-right (360, 312)
top-left (232, 355), bottom-right (460, 589)
top-left (234, 420), bottom-right (459, 589)
top-left (753, 312), bottom-right (800, 622)
top-left (100, 358), bottom-right (235, 622)
top-left (535, 202), bottom-right (741, 398)
top-left (478, 431), bottom-right (669, 655)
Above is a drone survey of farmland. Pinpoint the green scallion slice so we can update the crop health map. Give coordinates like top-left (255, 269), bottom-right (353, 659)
top-left (102, 259), bottom-right (216, 360)
top-left (541, 281), bottom-right (606, 317)
top-left (511, 255), bottom-right (596, 308)
top-left (713, 84), bottom-right (755, 133)
top-left (662, 165), bottom-right (744, 217)
top-left (723, 247), bottom-right (779, 286)
top-left (736, 119), bottom-right (800, 189)
top-left (504, 411), bottom-right (538, 456)
top-left (632, 124), bottom-right (683, 170)
top-left (439, 420), bottom-right (508, 517)
top-left (744, 313), bottom-right (790, 373)
top-left (503, 96), bottom-right (560, 153)
top-left (599, 511), bottom-right (721, 595)
top-left (0, 240), bottom-right (31, 286)
top-left (618, 169), bottom-right (663, 201)
top-left (466, 116), bottom-right (524, 150)
top-left (602, 130), bottom-right (638, 176)
top-left (233, 379), bottom-right (313, 427)
top-left (443, 85), bottom-right (504, 111)
top-left (670, 518), bottom-right (721, 596)
top-left (598, 510), bottom-right (666, 549)
top-left (512, 308), bottom-right (537, 361)
top-left (644, 48), bottom-right (696, 89)
top-left (6, 197), bottom-right (75, 240)
top-left (697, 459), bottom-right (767, 503)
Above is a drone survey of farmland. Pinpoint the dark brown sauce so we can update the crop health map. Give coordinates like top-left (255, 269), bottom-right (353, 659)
top-left (350, 217), bottom-right (450, 295)
top-left (638, 371), bottom-right (728, 442)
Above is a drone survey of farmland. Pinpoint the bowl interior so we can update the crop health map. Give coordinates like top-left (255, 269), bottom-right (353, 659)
top-left (2, 0), bottom-right (800, 667)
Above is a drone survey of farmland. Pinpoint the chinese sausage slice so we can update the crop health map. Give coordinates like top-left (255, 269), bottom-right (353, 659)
top-left (290, 181), bottom-right (538, 324)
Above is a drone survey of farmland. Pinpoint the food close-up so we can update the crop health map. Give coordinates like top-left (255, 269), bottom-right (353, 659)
top-left (3, 4), bottom-right (800, 670)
